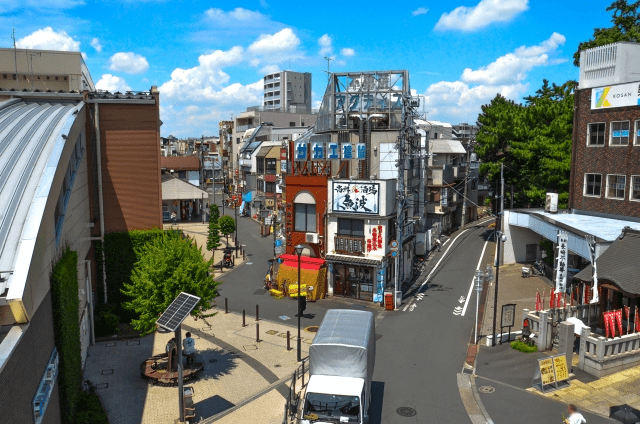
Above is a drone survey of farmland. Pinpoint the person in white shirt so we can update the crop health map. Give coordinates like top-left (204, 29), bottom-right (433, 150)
top-left (564, 404), bottom-right (586, 424)
top-left (183, 332), bottom-right (196, 365)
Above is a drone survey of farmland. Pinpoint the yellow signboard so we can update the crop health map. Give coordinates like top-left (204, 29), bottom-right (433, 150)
top-left (538, 358), bottom-right (556, 385)
top-left (553, 356), bottom-right (569, 382)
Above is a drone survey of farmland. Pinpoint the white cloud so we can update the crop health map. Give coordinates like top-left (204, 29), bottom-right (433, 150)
top-left (461, 32), bottom-right (565, 85)
top-left (412, 7), bottom-right (429, 16)
top-left (435, 0), bottom-right (529, 31)
top-left (249, 28), bottom-right (300, 55)
top-left (422, 33), bottom-right (564, 124)
top-left (16, 27), bottom-right (80, 51)
top-left (318, 34), bottom-right (332, 56)
top-left (95, 74), bottom-right (131, 92)
top-left (90, 37), bottom-right (102, 53)
top-left (259, 64), bottom-right (280, 74)
top-left (108, 52), bottom-right (149, 74)
top-left (341, 48), bottom-right (355, 57)
top-left (206, 7), bottom-right (265, 21)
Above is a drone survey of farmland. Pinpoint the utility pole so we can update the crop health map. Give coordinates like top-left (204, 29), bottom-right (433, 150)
top-left (461, 148), bottom-right (470, 227)
top-left (491, 163), bottom-right (505, 347)
top-left (511, 185), bottom-right (514, 209)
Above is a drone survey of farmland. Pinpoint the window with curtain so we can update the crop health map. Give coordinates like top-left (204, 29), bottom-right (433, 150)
top-left (294, 203), bottom-right (316, 232)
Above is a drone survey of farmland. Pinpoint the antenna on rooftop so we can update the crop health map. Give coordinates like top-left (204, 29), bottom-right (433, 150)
top-left (12, 27), bottom-right (19, 90)
top-left (323, 56), bottom-right (333, 82)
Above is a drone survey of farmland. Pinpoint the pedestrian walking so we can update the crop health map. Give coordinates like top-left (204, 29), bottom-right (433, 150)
top-left (171, 211), bottom-right (177, 225)
top-left (183, 332), bottom-right (196, 365)
top-left (435, 238), bottom-right (441, 252)
top-left (563, 404), bottom-right (586, 424)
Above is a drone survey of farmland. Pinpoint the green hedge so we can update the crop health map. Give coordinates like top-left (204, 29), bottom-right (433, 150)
top-left (50, 248), bottom-right (81, 424)
top-left (511, 339), bottom-right (538, 353)
top-left (75, 385), bottom-right (109, 424)
top-left (94, 229), bottom-right (167, 320)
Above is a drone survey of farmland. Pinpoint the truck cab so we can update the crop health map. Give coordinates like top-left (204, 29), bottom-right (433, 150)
top-left (302, 375), bottom-right (366, 423)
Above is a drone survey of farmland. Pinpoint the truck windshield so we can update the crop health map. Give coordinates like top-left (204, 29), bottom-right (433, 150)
top-left (303, 393), bottom-right (360, 423)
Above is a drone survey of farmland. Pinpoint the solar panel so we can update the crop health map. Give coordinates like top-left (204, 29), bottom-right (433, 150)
top-left (156, 292), bottom-right (201, 332)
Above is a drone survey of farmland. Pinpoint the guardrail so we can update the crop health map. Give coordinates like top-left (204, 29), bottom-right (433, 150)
top-left (283, 357), bottom-right (310, 424)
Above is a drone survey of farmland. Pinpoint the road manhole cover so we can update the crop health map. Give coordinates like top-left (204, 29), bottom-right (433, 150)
top-left (305, 326), bottom-right (319, 333)
top-left (478, 386), bottom-right (495, 393)
top-left (396, 407), bottom-right (416, 417)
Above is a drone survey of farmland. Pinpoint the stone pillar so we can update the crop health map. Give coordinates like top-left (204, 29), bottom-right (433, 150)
top-left (578, 326), bottom-right (590, 371)
top-left (539, 311), bottom-right (550, 351)
top-left (558, 321), bottom-right (575, 372)
top-left (596, 336), bottom-right (606, 360)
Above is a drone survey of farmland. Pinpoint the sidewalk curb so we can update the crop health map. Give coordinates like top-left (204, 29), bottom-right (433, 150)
top-left (457, 373), bottom-right (494, 424)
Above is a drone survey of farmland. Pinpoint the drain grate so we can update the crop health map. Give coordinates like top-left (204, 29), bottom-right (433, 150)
top-left (396, 407), bottom-right (416, 417)
top-left (478, 386), bottom-right (495, 394)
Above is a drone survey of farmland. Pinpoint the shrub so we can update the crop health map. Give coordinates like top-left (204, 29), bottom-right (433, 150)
top-left (94, 304), bottom-right (120, 337)
top-left (50, 248), bottom-right (81, 424)
top-left (75, 385), bottom-right (109, 424)
top-left (511, 339), bottom-right (538, 353)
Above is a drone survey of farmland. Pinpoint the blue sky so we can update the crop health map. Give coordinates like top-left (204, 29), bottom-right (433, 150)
top-left (0, 0), bottom-right (613, 137)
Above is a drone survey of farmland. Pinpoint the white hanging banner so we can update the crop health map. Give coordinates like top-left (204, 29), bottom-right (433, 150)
top-left (555, 230), bottom-right (568, 293)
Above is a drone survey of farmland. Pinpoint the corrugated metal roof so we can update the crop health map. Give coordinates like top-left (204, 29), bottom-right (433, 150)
top-left (161, 174), bottom-right (208, 200)
top-left (161, 156), bottom-right (200, 171)
top-left (429, 139), bottom-right (466, 154)
top-left (573, 228), bottom-right (640, 295)
top-left (255, 146), bottom-right (272, 157)
top-left (0, 98), bottom-right (84, 295)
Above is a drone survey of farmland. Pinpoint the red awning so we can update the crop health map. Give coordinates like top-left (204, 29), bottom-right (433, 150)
top-left (279, 254), bottom-right (325, 271)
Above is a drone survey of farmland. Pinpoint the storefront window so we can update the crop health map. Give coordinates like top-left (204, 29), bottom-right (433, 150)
top-left (333, 264), bottom-right (374, 301)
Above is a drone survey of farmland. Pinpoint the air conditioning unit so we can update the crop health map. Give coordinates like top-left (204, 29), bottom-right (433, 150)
top-left (545, 193), bottom-right (558, 213)
top-left (305, 233), bottom-right (319, 244)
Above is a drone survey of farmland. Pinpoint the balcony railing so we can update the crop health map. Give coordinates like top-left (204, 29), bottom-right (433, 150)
top-left (334, 235), bottom-right (365, 255)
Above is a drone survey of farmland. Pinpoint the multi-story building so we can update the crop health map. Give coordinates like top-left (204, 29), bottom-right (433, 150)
top-left (502, 43), bottom-right (640, 344)
top-left (0, 48), bottom-right (95, 93)
top-left (284, 70), bottom-right (426, 306)
top-left (452, 122), bottom-right (478, 142)
top-left (263, 70), bottom-right (312, 112)
top-left (0, 49), bottom-right (161, 423)
top-left (230, 70), bottom-right (317, 193)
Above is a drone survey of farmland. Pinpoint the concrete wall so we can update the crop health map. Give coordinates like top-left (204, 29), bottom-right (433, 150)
top-left (502, 210), bottom-right (542, 264)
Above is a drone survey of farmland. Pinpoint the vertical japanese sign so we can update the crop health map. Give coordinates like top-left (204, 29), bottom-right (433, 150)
top-left (552, 355), bottom-right (569, 382)
top-left (332, 181), bottom-right (380, 214)
top-left (556, 231), bottom-right (568, 293)
top-left (280, 148), bottom-right (287, 173)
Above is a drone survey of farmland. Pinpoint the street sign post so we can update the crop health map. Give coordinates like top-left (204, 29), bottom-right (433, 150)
top-left (500, 303), bottom-right (516, 344)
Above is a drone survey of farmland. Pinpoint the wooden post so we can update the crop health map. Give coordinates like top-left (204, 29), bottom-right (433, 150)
top-left (256, 304), bottom-right (259, 321)
top-left (287, 330), bottom-right (291, 351)
top-left (225, 298), bottom-right (228, 314)
top-left (256, 323), bottom-right (260, 342)
top-left (242, 310), bottom-right (245, 327)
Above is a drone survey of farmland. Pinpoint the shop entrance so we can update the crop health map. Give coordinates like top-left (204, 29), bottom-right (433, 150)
top-left (333, 264), bottom-right (374, 301)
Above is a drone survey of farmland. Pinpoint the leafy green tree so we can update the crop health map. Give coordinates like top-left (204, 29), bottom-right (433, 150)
top-left (207, 204), bottom-right (221, 252)
top-left (475, 80), bottom-right (575, 208)
top-left (219, 215), bottom-right (236, 244)
top-left (573, 0), bottom-right (640, 66)
top-left (121, 232), bottom-right (220, 336)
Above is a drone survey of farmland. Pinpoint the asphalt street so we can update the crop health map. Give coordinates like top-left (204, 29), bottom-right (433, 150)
top-left (371, 223), bottom-right (493, 423)
top-left (212, 199), bottom-right (382, 328)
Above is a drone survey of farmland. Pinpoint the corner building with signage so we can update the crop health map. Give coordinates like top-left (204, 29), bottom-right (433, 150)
top-left (285, 71), bottom-right (425, 305)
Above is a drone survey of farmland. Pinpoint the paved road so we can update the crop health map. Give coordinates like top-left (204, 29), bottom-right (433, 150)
top-left (212, 200), bottom-right (382, 328)
top-left (371, 223), bottom-right (493, 423)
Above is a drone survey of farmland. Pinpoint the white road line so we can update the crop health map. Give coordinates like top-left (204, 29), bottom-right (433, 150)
top-left (420, 228), bottom-right (470, 289)
top-left (461, 238), bottom-right (490, 317)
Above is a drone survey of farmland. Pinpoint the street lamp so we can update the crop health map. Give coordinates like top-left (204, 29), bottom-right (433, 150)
top-left (294, 244), bottom-right (305, 362)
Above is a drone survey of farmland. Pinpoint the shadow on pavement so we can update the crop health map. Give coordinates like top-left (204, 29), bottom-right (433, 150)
top-left (196, 348), bottom-right (240, 381)
top-left (194, 395), bottom-right (235, 421)
top-left (369, 381), bottom-right (385, 424)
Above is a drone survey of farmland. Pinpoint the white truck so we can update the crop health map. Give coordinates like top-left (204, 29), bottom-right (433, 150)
top-left (300, 309), bottom-right (376, 424)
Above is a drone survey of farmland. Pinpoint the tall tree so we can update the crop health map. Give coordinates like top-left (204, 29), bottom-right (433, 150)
top-left (207, 204), bottom-right (221, 252)
top-left (475, 80), bottom-right (575, 208)
top-left (573, 0), bottom-right (640, 66)
top-left (121, 232), bottom-right (219, 336)
top-left (219, 215), bottom-right (236, 245)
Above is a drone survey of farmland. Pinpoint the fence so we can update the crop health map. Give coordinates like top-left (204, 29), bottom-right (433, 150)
top-left (523, 303), bottom-right (601, 351)
top-left (283, 357), bottom-right (310, 424)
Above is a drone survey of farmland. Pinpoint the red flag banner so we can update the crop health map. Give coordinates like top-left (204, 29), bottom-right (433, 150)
top-left (603, 311), bottom-right (612, 338)
top-left (608, 312), bottom-right (617, 338)
top-left (584, 285), bottom-right (590, 304)
top-left (624, 306), bottom-right (631, 334)
top-left (636, 306), bottom-right (640, 333)
top-left (614, 309), bottom-right (623, 337)
top-left (550, 289), bottom-right (555, 309)
top-left (535, 290), bottom-right (541, 312)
